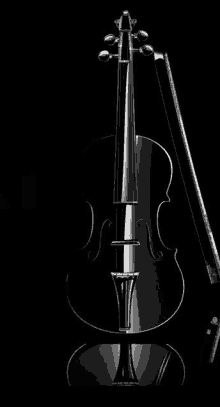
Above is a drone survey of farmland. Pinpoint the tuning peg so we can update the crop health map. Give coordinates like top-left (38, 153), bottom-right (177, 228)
top-left (98, 50), bottom-right (111, 62)
top-left (133, 30), bottom-right (149, 42)
top-left (98, 50), bottom-right (118, 62)
top-left (104, 34), bottom-right (119, 46)
top-left (139, 44), bottom-right (154, 56)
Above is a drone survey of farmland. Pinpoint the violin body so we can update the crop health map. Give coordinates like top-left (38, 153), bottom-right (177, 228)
top-left (67, 134), bottom-right (184, 333)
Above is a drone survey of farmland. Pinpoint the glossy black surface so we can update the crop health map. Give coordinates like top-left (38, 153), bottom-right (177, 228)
top-left (67, 135), bottom-right (184, 332)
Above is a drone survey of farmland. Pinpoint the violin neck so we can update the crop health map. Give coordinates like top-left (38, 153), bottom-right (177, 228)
top-left (113, 56), bottom-right (138, 204)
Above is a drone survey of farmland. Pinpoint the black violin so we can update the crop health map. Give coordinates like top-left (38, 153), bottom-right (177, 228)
top-left (66, 11), bottom-right (185, 333)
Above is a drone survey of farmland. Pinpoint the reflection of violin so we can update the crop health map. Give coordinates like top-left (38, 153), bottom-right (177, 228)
top-left (67, 343), bottom-right (185, 386)
top-left (66, 10), bottom-right (184, 333)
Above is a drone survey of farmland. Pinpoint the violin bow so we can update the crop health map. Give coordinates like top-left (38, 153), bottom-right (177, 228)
top-left (154, 52), bottom-right (220, 285)
top-left (154, 51), bottom-right (220, 365)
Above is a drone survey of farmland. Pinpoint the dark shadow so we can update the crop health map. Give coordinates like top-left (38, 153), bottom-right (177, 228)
top-left (21, 173), bottom-right (36, 209)
top-left (0, 172), bottom-right (36, 209)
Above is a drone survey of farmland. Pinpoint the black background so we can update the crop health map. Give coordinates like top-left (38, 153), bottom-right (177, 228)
top-left (1, 4), bottom-right (219, 388)
top-left (1, 10), bottom-right (37, 209)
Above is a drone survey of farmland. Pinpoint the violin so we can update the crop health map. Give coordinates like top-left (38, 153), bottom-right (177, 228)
top-left (66, 10), bottom-right (185, 333)
top-left (66, 10), bottom-right (220, 386)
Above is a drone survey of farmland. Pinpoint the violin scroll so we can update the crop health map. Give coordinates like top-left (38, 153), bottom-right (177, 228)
top-left (114, 10), bottom-right (137, 29)
top-left (100, 11), bottom-right (154, 63)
